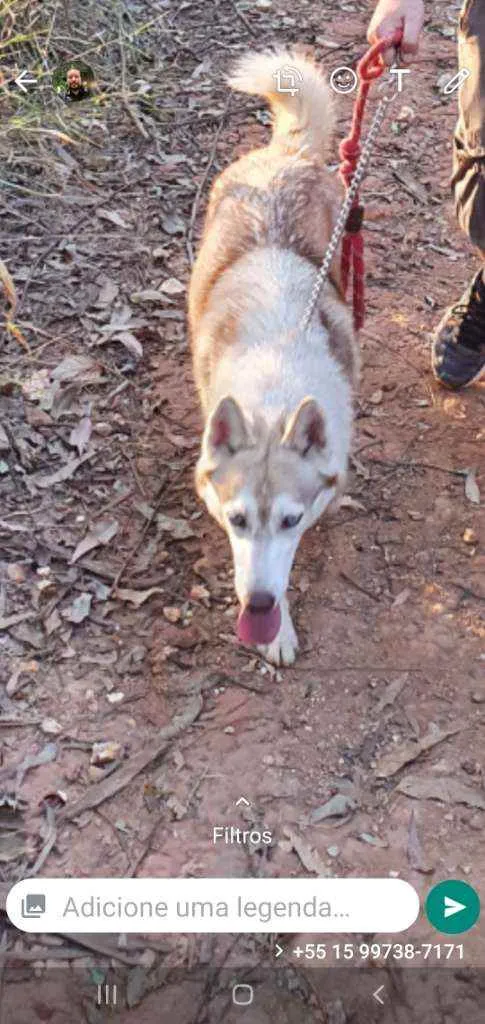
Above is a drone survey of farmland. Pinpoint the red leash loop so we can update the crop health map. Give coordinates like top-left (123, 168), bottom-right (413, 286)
top-left (338, 31), bottom-right (402, 331)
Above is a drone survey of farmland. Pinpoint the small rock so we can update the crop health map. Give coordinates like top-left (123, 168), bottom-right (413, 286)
top-left (139, 948), bottom-right (156, 970)
top-left (41, 718), bottom-right (62, 736)
top-left (160, 277), bottom-right (184, 296)
top-left (106, 691), bottom-right (124, 704)
top-left (7, 563), bottom-right (27, 584)
top-left (91, 741), bottom-right (122, 765)
top-left (0, 424), bottom-right (10, 452)
top-left (163, 606), bottom-right (182, 624)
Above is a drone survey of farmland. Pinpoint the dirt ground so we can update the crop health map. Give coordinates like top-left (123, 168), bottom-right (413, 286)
top-left (0, 0), bottom-right (484, 1020)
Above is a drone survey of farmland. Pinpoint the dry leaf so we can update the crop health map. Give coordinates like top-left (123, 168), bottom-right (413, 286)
top-left (339, 495), bottom-right (366, 512)
top-left (69, 416), bottom-right (92, 456)
top-left (407, 808), bottom-right (434, 873)
top-left (156, 514), bottom-right (195, 540)
top-left (63, 592), bottom-right (92, 623)
top-left (161, 213), bottom-right (185, 235)
top-left (391, 588), bottom-right (411, 609)
top-left (71, 519), bottom-right (119, 564)
top-left (310, 792), bottom-right (357, 823)
top-left (465, 467), bottom-right (480, 505)
top-left (391, 168), bottom-right (428, 204)
top-left (34, 452), bottom-right (93, 489)
top-left (51, 354), bottom-right (96, 382)
top-left (95, 279), bottom-right (119, 307)
top-left (0, 258), bottom-right (17, 310)
top-left (375, 725), bottom-right (461, 779)
top-left (22, 368), bottom-right (51, 402)
top-left (117, 332), bottom-right (143, 359)
top-left (115, 586), bottom-right (164, 608)
top-left (375, 674), bottom-right (408, 714)
top-left (131, 289), bottom-right (165, 304)
top-left (283, 827), bottom-right (330, 876)
top-left (6, 659), bottom-right (39, 697)
top-left (397, 774), bottom-right (485, 809)
top-left (96, 209), bottom-right (131, 229)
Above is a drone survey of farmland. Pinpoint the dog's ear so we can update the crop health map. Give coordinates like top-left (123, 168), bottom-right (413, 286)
top-left (205, 396), bottom-right (250, 456)
top-left (281, 397), bottom-right (326, 456)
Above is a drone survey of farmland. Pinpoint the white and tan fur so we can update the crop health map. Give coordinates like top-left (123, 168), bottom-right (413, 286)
top-left (188, 49), bottom-right (359, 666)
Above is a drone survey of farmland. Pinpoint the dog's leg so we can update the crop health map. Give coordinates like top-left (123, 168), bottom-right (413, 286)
top-left (258, 594), bottom-right (298, 667)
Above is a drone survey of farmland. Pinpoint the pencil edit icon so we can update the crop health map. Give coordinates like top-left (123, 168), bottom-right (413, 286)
top-left (21, 894), bottom-right (46, 919)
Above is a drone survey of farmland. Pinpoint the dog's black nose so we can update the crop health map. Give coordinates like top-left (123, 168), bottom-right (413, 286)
top-left (248, 591), bottom-right (275, 614)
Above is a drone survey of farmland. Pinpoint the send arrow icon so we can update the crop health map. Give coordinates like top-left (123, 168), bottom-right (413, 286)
top-left (444, 896), bottom-right (466, 918)
top-left (426, 880), bottom-right (480, 934)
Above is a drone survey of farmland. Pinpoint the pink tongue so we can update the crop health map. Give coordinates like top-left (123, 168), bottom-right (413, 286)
top-left (237, 604), bottom-right (281, 645)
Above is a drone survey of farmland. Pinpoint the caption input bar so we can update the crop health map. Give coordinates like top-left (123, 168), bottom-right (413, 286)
top-left (8, 878), bottom-right (419, 934)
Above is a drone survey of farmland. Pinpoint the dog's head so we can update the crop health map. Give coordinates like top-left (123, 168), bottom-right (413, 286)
top-left (195, 395), bottom-right (342, 646)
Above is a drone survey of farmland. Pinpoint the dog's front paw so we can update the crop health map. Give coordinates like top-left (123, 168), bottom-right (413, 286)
top-left (258, 599), bottom-right (298, 667)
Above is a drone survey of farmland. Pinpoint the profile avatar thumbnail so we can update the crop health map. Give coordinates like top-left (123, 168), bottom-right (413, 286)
top-left (53, 61), bottom-right (94, 103)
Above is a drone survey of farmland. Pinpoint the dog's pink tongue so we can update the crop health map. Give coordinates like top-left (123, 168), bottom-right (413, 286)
top-left (237, 604), bottom-right (281, 646)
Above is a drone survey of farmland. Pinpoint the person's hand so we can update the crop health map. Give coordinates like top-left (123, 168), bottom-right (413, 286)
top-left (367, 0), bottom-right (425, 65)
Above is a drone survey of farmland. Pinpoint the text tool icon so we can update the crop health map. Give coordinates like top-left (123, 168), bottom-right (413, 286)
top-left (442, 68), bottom-right (470, 95)
top-left (21, 894), bottom-right (46, 919)
top-left (426, 880), bottom-right (480, 934)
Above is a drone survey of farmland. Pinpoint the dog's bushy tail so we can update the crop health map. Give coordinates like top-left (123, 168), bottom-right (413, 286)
top-left (228, 49), bottom-right (335, 159)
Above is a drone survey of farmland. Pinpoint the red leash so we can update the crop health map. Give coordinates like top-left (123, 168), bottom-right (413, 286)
top-left (339, 31), bottom-right (403, 331)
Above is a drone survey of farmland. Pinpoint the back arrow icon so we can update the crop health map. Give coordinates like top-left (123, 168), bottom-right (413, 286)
top-left (15, 70), bottom-right (37, 93)
top-left (373, 985), bottom-right (385, 1005)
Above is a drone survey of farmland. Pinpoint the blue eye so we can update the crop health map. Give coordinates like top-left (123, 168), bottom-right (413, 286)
top-left (230, 513), bottom-right (247, 530)
top-left (281, 513), bottom-right (303, 530)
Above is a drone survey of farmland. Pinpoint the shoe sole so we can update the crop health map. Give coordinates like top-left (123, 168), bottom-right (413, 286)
top-left (431, 358), bottom-right (485, 390)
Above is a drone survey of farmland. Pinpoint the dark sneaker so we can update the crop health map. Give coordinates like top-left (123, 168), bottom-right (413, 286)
top-left (431, 269), bottom-right (485, 388)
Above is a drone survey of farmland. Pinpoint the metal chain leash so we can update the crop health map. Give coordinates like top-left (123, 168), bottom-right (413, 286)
top-left (301, 89), bottom-right (396, 331)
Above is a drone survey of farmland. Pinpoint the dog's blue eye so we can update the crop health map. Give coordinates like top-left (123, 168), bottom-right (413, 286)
top-left (281, 513), bottom-right (303, 530)
top-left (230, 513), bottom-right (247, 530)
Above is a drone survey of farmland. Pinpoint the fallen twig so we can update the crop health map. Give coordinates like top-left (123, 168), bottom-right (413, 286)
top-left (60, 688), bottom-right (203, 820)
top-left (110, 474), bottom-right (169, 595)
top-left (186, 94), bottom-right (231, 265)
top-left (118, 8), bottom-right (150, 139)
top-left (339, 571), bottom-right (381, 603)
top-left (25, 804), bottom-right (57, 877)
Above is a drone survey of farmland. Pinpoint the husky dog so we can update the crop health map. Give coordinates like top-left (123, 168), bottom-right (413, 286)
top-left (188, 50), bottom-right (358, 666)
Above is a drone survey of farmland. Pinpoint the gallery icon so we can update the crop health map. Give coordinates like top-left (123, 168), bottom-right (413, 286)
top-left (21, 894), bottom-right (46, 919)
top-left (272, 66), bottom-right (303, 97)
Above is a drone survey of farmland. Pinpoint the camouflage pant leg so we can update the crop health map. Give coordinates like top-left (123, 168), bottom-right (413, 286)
top-left (452, 0), bottom-right (485, 255)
